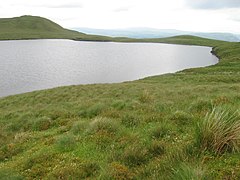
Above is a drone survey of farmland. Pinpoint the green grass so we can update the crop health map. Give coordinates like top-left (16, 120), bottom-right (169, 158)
top-left (195, 108), bottom-right (240, 154)
top-left (172, 163), bottom-right (207, 180)
top-left (0, 16), bottom-right (240, 179)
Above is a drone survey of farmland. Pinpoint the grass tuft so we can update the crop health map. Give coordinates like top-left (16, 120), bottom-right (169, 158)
top-left (151, 122), bottom-right (174, 139)
top-left (32, 116), bottom-right (52, 131)
top-left (139, 90), bottom-right (153, 103)
top-left (121, 114), bottom-right (140, 128)
top-left (148, 140), bottom-right (166, 157)
top-left (169, 111), bottom-right (193, 125)
top-left (71, 121), bottom-right (88, 135)
top-left (0, 169), bottom-right (24, 180)
top-left (108, 162), bottom-right (135, 179)
top-left (195, 108), bottom-right (240, 154)
top-left (48, 161), bottom-right (100, 179)
top-left (121, 143), bottom-right (148, 167)
top-left (87, 117), bottom-right (119, 134)
top-left (172, 163), bottom-right (206, 180)
top-left (55, 134), bottom-right (76, 152)
top-left (79, 103), bottom-right (106, 118)
top-left (190, 99), bottom-right (213, 114)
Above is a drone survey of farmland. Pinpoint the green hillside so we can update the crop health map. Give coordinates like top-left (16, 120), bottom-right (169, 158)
top-left (0, 15), bottom-right (112, 40)
top-left (0, 16), bottom-right (240, 179)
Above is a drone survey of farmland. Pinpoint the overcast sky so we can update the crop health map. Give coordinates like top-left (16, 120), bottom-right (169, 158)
top-left (1, 0), bottom-right (240, 33)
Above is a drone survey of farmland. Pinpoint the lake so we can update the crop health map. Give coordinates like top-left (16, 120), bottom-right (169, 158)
top-left (0, 39), bottom-right (218, 97)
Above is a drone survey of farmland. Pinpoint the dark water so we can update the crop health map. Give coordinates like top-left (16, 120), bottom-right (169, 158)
top-left (0, 39), bottom-right (218, 97)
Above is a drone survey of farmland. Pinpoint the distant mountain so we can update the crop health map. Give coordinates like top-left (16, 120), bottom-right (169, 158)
top-left (192, 32), bottom-right (240, 42)
top-left (73, 27), bottom-right (183, 39)
top-left (74, 27), bottom-right (240, 42)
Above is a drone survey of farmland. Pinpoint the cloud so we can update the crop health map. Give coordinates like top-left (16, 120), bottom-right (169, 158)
top-left (232, 18), bottom-right (240, 22)
top-left (114, 6), bottom-right (132, 12)
top-left (10, 1), bottom-right (83, 9)
top-left (185, 0), bottom-right (240, 9)
top-left (43, 3), bottom-right (83, 9)
top-left (229, 15), bottom-right (240, 22)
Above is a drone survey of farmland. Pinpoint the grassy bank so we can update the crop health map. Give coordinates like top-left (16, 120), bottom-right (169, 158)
top-left (0, 35), bottom-right (239, 179)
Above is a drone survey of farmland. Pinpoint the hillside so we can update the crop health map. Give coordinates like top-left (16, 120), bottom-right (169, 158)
top-left (0, 34), bottom-right (240, 179)
top-left (0, 15), bottom-right (111, 40)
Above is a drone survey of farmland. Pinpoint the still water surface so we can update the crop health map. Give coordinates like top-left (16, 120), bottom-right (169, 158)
top-left (0, 39), bottom-right (218, 97)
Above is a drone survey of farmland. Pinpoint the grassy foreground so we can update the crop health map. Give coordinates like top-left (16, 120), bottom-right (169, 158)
top-left (0, 35), bottom-right (240, 179)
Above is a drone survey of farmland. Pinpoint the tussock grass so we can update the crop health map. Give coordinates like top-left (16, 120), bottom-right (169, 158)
top-left (111, 100), bottom-right (127, 110)
top-left (71, 121), bottom-right (88, 135)
top-left (189, 99), bottom-right (213, 114)
top-left (0, 143), bottom-right (24, 162)
top-left (139, 90), bottom-right (154, 103)
top-left (121, 143), bottom-right (148, 167)
top-left (0, 169), bottom-right (23, 180)
top-left (107, 162), bottom-right (135, 180)
top-left (148, 140), bottom-right (166, 157)
top-left (195, 108), bottom-right (240, 154)
top-left (32, 116), bottom-right (52, 131)
top-left (0, 130), bottom-right (7, 146)
top-left (169, 111), bottom-right (193, 125)
top-left (55, 134), bottom-right (76, 152)
top-left (151, 122), bottom-right (174, 139)
top-left (121, 114), bottom-right (140, 128)
top-left (172, 163), bottom-right (206, 180)
top-left (79, 103), bottom-right (106, 118)
top-left (48, 160), bottom-right (100, 179)
top-left (87, 117), bottom-right (119, 134)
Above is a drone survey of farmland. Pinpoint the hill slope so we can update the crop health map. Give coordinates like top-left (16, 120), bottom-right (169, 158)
top-left (0, 15), bottom-right (111, 40)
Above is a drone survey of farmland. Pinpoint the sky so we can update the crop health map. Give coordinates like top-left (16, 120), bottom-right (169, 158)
top-left (1, 0), bottom-right (240, 33)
